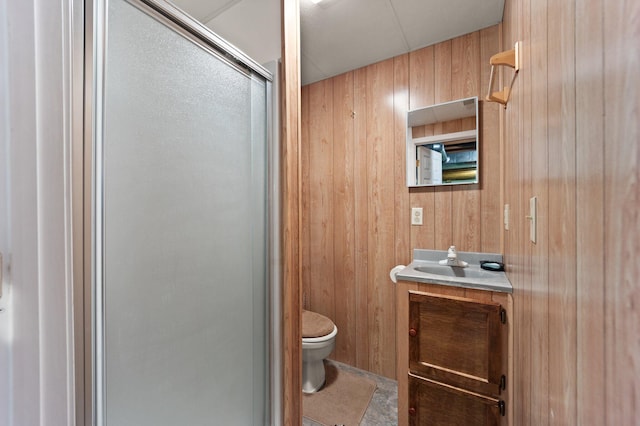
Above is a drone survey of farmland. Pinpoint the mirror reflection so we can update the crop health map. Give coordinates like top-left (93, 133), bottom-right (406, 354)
top-left (418, 141), bottom-right (478, 185)
top-left (407, 96), bottom-right (479, 187)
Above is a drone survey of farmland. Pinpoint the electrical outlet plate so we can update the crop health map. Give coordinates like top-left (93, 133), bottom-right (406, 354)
top-left (411, 207), bottom-right (423, 225)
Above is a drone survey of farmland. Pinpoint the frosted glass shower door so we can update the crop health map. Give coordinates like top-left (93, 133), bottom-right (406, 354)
top-left (95, 1), bottom-right (269, 425)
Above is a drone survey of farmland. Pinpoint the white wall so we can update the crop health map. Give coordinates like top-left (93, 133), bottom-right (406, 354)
top-left (203, 0), bottom-right (281, 66)
top-left (2, 0), bottom-right (76, 424)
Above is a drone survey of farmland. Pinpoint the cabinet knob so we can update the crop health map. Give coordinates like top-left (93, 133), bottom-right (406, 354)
top-left (409, 407), bottom-right (416, 416)
top-left (409, 328), bottom-right (417, 337)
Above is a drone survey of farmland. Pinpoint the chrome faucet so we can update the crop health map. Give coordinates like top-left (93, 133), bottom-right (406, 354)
top-left (439, 245), bottom-right (468, 267)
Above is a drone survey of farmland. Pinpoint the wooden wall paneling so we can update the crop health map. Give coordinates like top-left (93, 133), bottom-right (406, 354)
top-left (547, 0), bottom-right (577, 423)
top-left (502, 6), bottom-right (527, 421)
top-left (529, 0), bottom-right (550, 423)
top-left (497, 24), bottom-right (505, 258)
top-left (603, 0), bottom-right (640, 423)
top-left (393, 55), bottom-right (411, 421)
top-left (307, 80), bottom-right (335, 322)
top-left (408, 46), bottom-right (436, 250)
top-left (433, 41), bottom-right (453, 250)
top-left (393, 54), bottom-right (411, 266)
top-left (575, 0), bottom-right (605, 422)
top-left (500, 0), bottom-right (638, 422)
top-left (408, 46), bottom-right (435, 109)
top-left (518, 0), bottom-right (534, 422)
top-left (300, 85), bottom-right (311, 311)
top-left (501, 2), bottom-right (530, 423)
top-left (451, 32), bottom-right (480, 98)
top-left (506, 117), bottom-right (526, 426)
top-left (451, 33), bottom-right (481, 252)
top-left (353, 67), bottom-right (370, 371)
top-left (365, 60), bottom-right (397, 378)
top-left (332, 72), bottom-right (357, 365)
top-left (479, 26), bottom-right (503, 255)
top-left (300, 26), bottom-right (503, 383)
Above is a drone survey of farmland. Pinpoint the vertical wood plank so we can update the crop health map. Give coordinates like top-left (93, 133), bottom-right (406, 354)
top-left (353, 67), bottom-right (370, 372)
top-left (300, 85), bottom-right (311, 311)
top-left (603, 0), bottom-right (640, 423)
top-left (451, 32), bottom-right (481, 252)
top-left (393, 55), bottom-right (414, 425)
top-left (393, 55), bottom-right (410, 422)
top-left (500, 2), bottom-right (527, 423)
top-left (575, 0), bottom-right (605, 423)
top-left (308, 80), bottom-right (335, 321)
top-left (519, 0), bottom-right (534, 422)
top-left (366, 59), bottom-right (397, 378)
top-left (479, 26), bottom-right (502, 254)
top-left (451, 32), bottom-right (480, 99)
top-left (332, 72), bottom-right (357, 365)
top-left (394, 54), bottom-right (411, 266)
top-left (433, 41), bottom-right (453, 250)
top-left (408, 46), bottom-right (436, 251)
top-left (529, 0), bottom-right (550, 423)
top-left (547, 0), bottom-right (577, 422)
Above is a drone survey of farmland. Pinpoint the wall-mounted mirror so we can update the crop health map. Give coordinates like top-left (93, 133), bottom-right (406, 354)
top-left (406, 96), bottom-right (479, 187)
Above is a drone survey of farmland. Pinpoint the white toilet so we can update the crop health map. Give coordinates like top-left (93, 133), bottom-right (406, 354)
top-left (302, 310), bottom-right (338, 393)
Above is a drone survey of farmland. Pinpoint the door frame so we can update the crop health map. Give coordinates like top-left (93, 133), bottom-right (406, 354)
top-left (280, 0), bottom-right (303, 424)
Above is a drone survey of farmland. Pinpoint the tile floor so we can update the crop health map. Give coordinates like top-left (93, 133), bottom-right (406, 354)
top-left (302, 359), bottom-right (398, 426)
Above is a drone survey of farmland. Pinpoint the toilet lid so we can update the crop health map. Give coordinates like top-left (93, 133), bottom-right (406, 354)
top-left (302, 310), bottom-right (335, 338)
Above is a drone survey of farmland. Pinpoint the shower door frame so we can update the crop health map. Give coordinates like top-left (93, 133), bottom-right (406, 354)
top-left (73, 0), bottom-right (281, 424)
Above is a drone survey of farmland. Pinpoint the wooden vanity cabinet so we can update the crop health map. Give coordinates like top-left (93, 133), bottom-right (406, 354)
top-left (408, 373), bottom-right (504, 426)
top-left (397, 284), bottom-right (511, 426)
top-left (409, 292), bottom-right (505, 397)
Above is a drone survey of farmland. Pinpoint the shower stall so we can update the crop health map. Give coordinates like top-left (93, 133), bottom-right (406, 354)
top-left (82, 0), bottom-right (276, 424)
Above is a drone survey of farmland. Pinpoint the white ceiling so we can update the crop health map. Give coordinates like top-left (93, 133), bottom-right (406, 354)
top-left (169, 0), bottom-right (505, 85)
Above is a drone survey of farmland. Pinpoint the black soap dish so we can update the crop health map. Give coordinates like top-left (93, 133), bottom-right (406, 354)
top-left (479, 261), bottom-right (505, 272)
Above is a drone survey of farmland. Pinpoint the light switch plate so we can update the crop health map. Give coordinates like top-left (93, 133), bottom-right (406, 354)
top-left (411, 207), bottom-right (423, 225)
top-left (504, 204), bottom-right (510, 230)
top-left (529, 196), bottom-right (537, 243)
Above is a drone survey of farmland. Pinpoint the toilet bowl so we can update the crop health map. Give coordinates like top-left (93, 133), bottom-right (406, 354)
top-left (302, 310), bottom-right (338, 393)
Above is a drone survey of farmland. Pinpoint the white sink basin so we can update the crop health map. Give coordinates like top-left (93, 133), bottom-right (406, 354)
top-left (413, 264), bottom-right (496, 280)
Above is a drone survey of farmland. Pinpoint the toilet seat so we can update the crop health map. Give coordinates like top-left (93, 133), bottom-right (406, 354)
top-left (302, 325), bottom-right (338, 344)
top-left (302, 310), bottom-right (335, 338)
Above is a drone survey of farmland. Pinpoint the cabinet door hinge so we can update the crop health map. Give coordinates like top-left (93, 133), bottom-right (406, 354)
top-left (498, 400), bottom-right (506, 416)
top-left (500, 375), bottom-right (506, 392)
top-left (500, 308), bottom-right (507, 324)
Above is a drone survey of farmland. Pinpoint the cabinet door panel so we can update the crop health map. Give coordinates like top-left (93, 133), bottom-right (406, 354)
top-left (408, 374), bottom-right (504, 426)
top-left (409, 291), bottom-right (505, 396)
